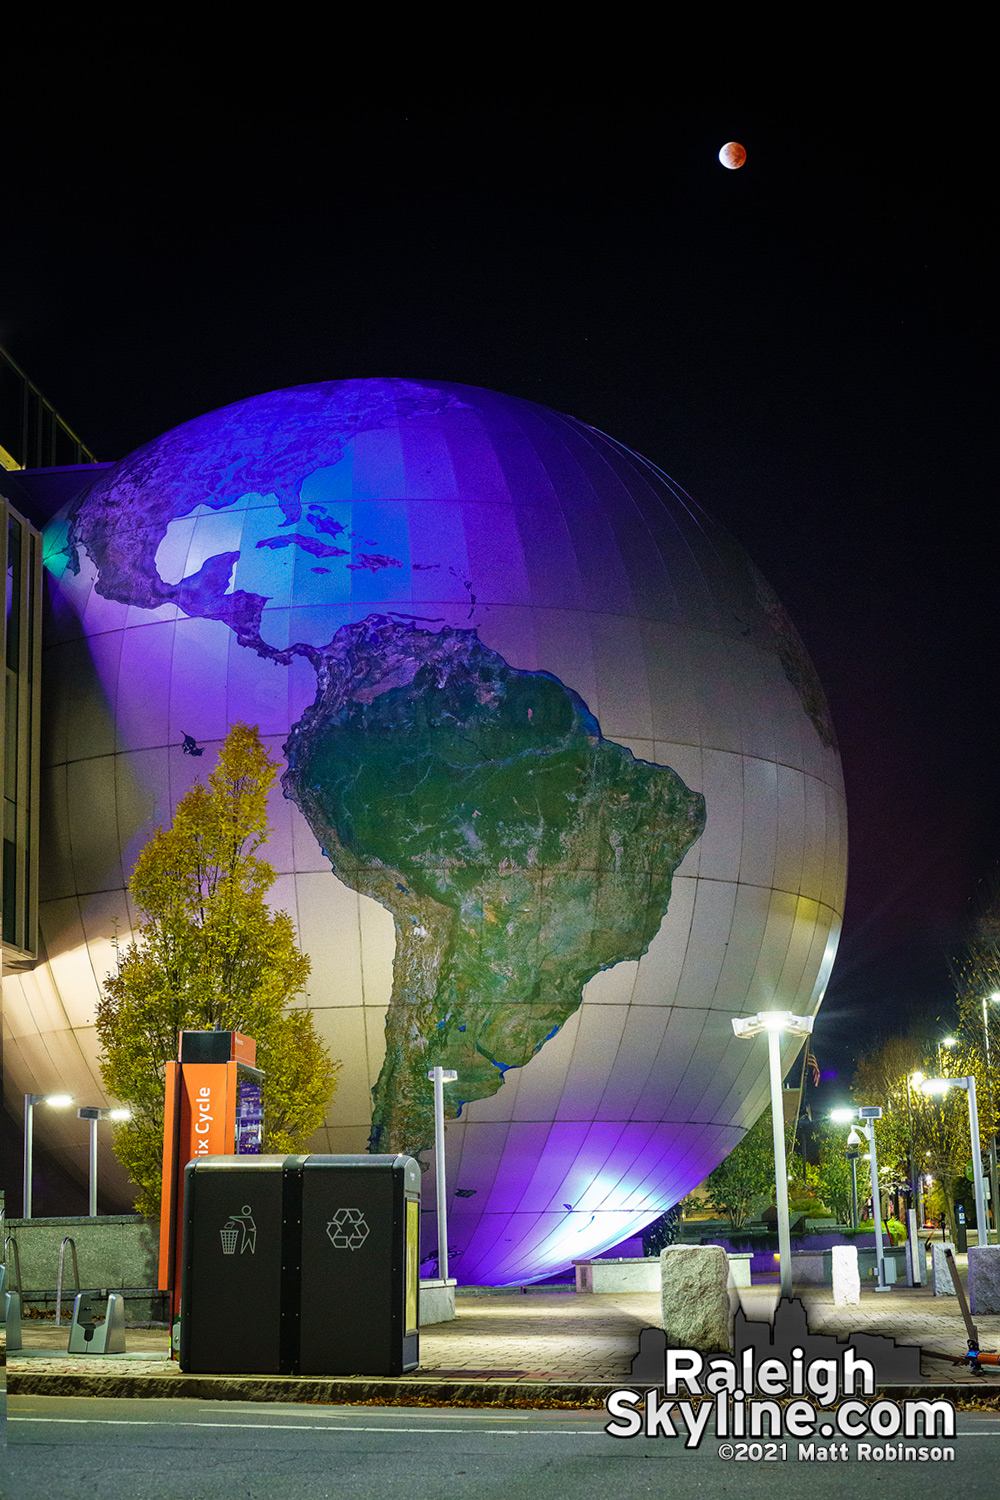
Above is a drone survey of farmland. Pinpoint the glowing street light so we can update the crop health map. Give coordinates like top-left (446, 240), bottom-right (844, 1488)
top-left (23, 1092), bottom-right (73, 1218)
top-left (427, 1066), bottom-right (458, 1282)
top-left (917, 1075), bottom-right (988, 1242)
top-left (732, 1010), bottom-right (814, 1298)
top-left (77, 1106), bottom-right (131, 1217)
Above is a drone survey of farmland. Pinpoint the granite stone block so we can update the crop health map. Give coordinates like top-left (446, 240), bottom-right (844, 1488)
top-left (831, 1244), bottom-right (860, 1305)
top-left (968, 1245), bottom-right (1000, 1314)
top-left (660, 1244), bottom-right (730, 1352)
top-left (931, 1240), bottom-right (956, 1296)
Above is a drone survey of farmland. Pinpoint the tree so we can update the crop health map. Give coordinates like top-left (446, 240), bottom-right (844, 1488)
top-left (96, 723), bottom-right (339, 1216)
top-left (704, 1110), bottom-right (776, 1230)
top-left (913, 1082), bottom-right (973, 1233)
top-left (851, 1033), bottom-right (924, 1212)
top-left (850, 1030), bottom-right (979, 1234)
top-left (950, 876), bottom-right (1000, 1167)
top-left (808, 1122), bottom-right (857, 1224)
top-left (640, 1204), bottom-right (684, 1256)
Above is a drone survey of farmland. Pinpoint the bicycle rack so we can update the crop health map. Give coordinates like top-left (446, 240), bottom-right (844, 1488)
top-left (1, 1234), bottom-right (23, 1351)
top-left (4, 1235), bottom-right (22, 1295)
top-left (56, 1236), bottom-right (81, 1326)
top-left (68, 1290), bottom-right (126, 1355)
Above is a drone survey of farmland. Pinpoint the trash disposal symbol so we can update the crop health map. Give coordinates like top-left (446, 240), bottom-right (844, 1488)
top-left (326, 1208), bottom-right (369, 1250)
top-left (220, 1206), bottom-right (257, 1255)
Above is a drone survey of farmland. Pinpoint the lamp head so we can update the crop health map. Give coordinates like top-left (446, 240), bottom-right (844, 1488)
top-left (919, 1077), bottom-right (952, 1096)
top-left (732, 1010), bottom-right (814, 1040)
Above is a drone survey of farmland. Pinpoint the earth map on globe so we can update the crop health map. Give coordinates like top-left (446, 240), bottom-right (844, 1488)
top-left (34, 376), bottom-right (845, 1280)
top-left (52, 379), bottom-right (709, 1157)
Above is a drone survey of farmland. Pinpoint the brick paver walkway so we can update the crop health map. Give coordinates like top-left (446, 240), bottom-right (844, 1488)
top-left (8, 1274), bottom-right (1000, 1394)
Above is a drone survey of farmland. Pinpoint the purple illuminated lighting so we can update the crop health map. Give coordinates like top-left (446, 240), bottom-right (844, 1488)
top-left (34, 378), bottom-right (846, 1284)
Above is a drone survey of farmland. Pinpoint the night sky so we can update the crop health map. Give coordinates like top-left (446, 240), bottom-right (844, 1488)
top-left (2, 58), bottom-right (994, 1103)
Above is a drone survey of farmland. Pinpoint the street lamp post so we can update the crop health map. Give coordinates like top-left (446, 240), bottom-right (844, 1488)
top-left (938, 1035), bottom-right (957, 1076)
top-left (22, 1092), bottom-right (73, 1218)
top-left (908, 1072), bottom-right (926, 1227)
top-left (919, 1075), bottom-right (988, 1245)
top-left (832, 1105), bottom-right (890, 1290)
top-left (904, 1072), bottom-right (918, 1215)
top-left (427, 1066), bottom-right (458, 1282)
top-left (732, 1010), bottom-right (814, 1299)
top-left (982, 995), bottom-right (1000, 1244)
top-left (845, 1132), bottom-right (861, 1229)
top-left (77, 1107), bottom-right (131, 1217)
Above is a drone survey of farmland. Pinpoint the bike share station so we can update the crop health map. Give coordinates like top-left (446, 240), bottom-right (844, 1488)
top-left (159, 1030), bottom-right (421, 1376)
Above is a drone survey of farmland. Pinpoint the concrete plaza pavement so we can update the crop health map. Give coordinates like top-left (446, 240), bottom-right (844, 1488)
top-left (7, 1269), bottom-right (1000, 1405)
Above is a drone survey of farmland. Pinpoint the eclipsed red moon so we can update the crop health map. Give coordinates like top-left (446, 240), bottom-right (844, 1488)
top-left (718, 141), bottom-right (747, 170)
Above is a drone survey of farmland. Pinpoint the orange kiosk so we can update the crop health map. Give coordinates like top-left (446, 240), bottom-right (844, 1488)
top-left (158, 1030), bottom-right (263, 1331)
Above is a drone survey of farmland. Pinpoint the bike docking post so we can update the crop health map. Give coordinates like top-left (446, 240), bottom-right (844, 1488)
top-left (55, 1236), bottom-right (81, 1324)
top-left (0, 1242), bottom-right (23, 1352)
top-left (67, 1290), bottom-right (127, 1355)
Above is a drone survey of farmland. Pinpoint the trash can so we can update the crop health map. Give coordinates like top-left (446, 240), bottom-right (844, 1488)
top-left (179, 1153), bottom-right (420, 1376)
top-left (179, 1155), bottom-right (301, 1374)
top-left (298, 1154), bottom-right (421, 1376)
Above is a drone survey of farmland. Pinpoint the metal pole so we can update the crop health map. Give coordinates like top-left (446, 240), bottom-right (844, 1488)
top-left (982, 1000), bottom-right (999, 1244)
top-left (866, 1121), bottom-right (890, 1290)
top-left (905, 1074), bottom-right (917, 1216)
top-left (965, 1077), bottom-right (988, 1243)
top-left (431, 1066), bottom-right (448, 1281)
top-left (22, 1096), bottom-right (34, 1218)
top-left (848, 1152), bottom-right (859, 1229)
top-left (767, 1027), bottom-right (793, 1299)
top-left (89, 1117), bottom-right (98, 1217)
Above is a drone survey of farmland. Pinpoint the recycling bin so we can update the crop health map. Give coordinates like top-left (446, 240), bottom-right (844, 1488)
top-left (178, 1153), bottom-right (420, 1376)
top-left (298, 1154), bottom-right (421, 1376)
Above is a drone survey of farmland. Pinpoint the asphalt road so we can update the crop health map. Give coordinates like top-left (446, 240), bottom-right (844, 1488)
top-left (6, 1396), bottom-right (1000, 1500)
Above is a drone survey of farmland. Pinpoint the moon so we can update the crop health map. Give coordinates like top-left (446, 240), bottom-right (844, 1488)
top-left (718, 141), bottom-right (747, 170)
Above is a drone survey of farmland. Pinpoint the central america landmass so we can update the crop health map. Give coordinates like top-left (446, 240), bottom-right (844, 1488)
top-left (282, 615), bottom-right (706, 1160)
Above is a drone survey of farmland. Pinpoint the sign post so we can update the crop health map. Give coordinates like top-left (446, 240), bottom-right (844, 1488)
top-left (157, 1030), bottom-right (263, 1341)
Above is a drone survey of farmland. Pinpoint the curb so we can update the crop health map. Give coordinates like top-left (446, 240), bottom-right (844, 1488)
top-left (10, 1370), bottom-right (1000, 1408)
top-left (8, 1371), bottom-right (615, 1406)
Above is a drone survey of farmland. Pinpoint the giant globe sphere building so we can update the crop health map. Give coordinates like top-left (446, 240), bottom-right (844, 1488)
top-left (7, 379), bottom-right (846, 1284)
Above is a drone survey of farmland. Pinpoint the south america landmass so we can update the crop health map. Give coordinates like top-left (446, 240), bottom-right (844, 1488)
top-left (282, 615), bottom-right (707, 1159)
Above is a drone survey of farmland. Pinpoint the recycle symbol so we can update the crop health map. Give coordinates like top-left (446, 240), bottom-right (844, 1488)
top-left (326, 1208), bottom-right (370, 1250)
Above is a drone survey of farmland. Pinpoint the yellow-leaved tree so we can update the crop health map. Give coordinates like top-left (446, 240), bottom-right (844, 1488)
top-left (96, 722), bottom-right (339, 1216)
